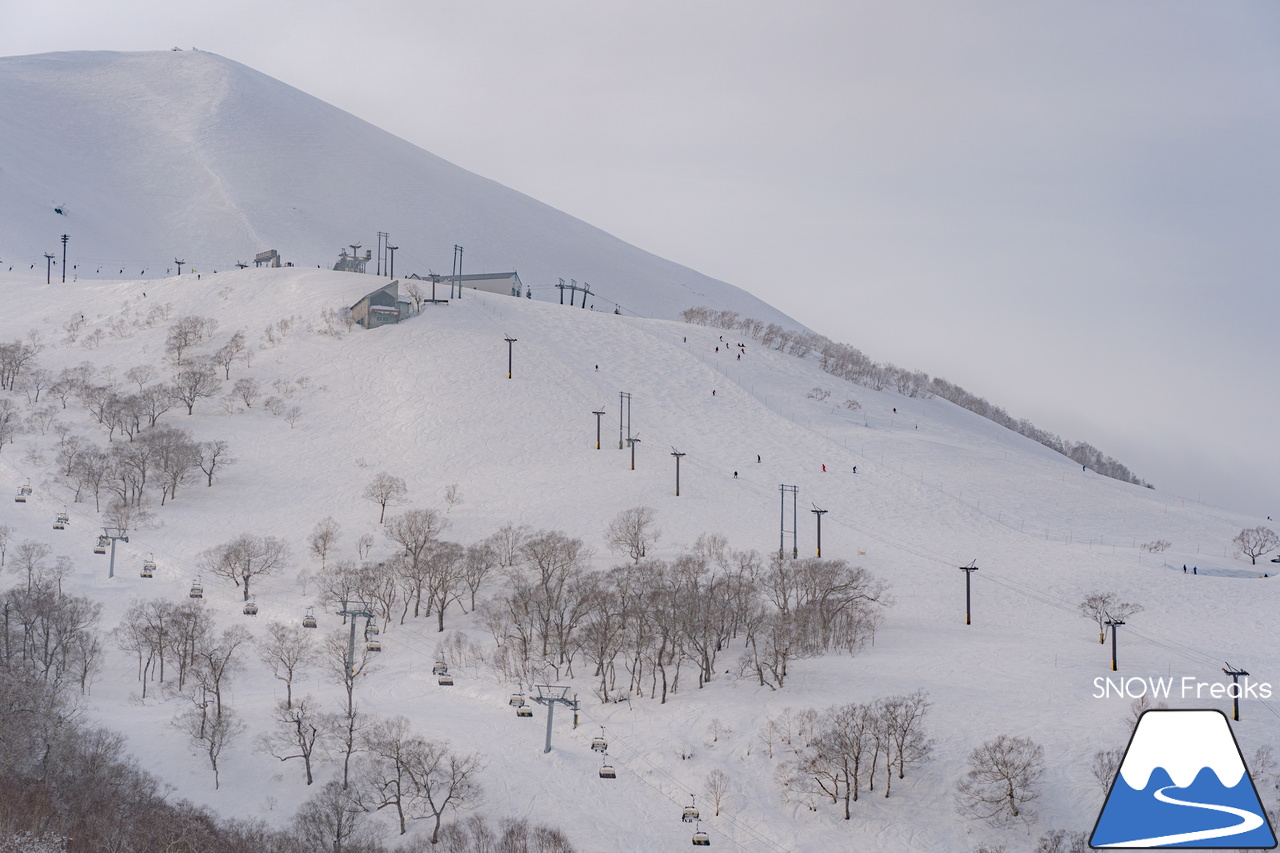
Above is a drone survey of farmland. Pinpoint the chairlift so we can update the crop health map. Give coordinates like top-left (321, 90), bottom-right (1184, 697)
top-left (682, 796), bottom-right (700, 823)
top-left (94, 535), bottom-right (109, 555)
top-left (141, 555), bottom-right (156, 578)
top-left (432, 660), bottom-right (448, 675)
top-left (243, 596), bottom-right (259, 616)
top-left (54, 511), bottom-right (69, 530)
top-left (364, 618), bottom-right (379, 637)
top-left (14, 484), bottom-right (31, 503)
top-left (366, 638), bottom-right (382, 653)
top-left (599, 755), bottom-right (616, 779)
top-left (692, 822), bottom-right (710, 846)
top-left (189, 578), bottom-right (203, 599)
top-left (516, 705), bottom-right (533, 718)
top-left (302, 607), bottom-right (317, 629)
top-left (591, 726), bottom-right (608, 753)
top-left (509, 693), bottom-right (526, 707)
top-left (438, 673), bottom-right (454, 686)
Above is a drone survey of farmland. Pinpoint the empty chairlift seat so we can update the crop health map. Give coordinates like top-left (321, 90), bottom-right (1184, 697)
top-left (54, 512), bottom-right (69, 530)
top-left (189, 579), bottom-right (204, 599)
top-left (516, 706), bottom-right (533, 718)
top-left (509, 693), bottom-right (526, 707)
top-left (243, 597), bottom-right (258, 616)
top-left (432, 661), bottom-right (448, 675)
top-left (94, 536), bottom-right (109, 555)
top-left (141, 557), bottom-right (156, 578)
top-left (14, 485), bottom-right (31, 503)
top-left (302, 607), bottom-right (317, 629)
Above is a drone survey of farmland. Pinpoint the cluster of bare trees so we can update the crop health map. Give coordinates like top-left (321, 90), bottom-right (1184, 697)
top-left (477, 527), bottom-right (889, 703)
top-left (1, 543), bottom-right (102, 695)
top-left (780, 692), bottom-right (931, 819)
top-left (308, 511), bottom-right (498, 635)
top-left (682, 305), bottom-right (1150, 487)
top-left (56, 425), bottom-right (233, 510)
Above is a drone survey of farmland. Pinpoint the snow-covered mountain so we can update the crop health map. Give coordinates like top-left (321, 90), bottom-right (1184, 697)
top-left (0, 49), bottom-right (795, 327)
top-left (1, 48), bottom-right (1278, 853)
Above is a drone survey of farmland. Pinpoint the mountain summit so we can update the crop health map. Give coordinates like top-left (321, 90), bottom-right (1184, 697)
top-left (0, 49), bottom-right (794, 325)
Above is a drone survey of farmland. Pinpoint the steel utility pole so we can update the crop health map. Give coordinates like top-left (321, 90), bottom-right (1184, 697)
top-left (811, 505), bottom-right (828, 557)
top-left (1106, 616), bottom-right (1125, 671)
top-left (532, 685), bottom-right (576, 753)
top-left (453, 245), bottom-right (464, 299)
top-left (580, 282), bottom-right (591, 309)
top-left (618, 392), bottom-right (631, 449)
top-left (779, 485), bottom-right (798, 559)
top-left (1223, 663), bottom-right (1250, 721)
top-left (386, 245), bottom-right (397, 278)
top-left (592, 409), bottom-right (606, 449)
top-left (338, 600), bottom-right (376, 677)
top-left (959, 563), bottom-right (979, 625)
top-left (175, 259), bottom-right (185, 276)
top-left (628, 436), bottom-right (641, 471)
top-left (671, 448), bottom-right (685, 496)
top-left (102, 526), bottom-right (129, 579)
top-left (60, 234), bottom-right (68, 283)
top-left (558, 278), bottom-right (567, 304)
top-left (376, 231), bottom-right (388, 275)
top-left (44, 253), bottom-right (54, 284)
top-left (504, 336), bottom-right (517, 379)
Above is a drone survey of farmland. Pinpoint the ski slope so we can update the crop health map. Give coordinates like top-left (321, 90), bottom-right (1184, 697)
top-left (0, 266), bottom-right (1276, 851)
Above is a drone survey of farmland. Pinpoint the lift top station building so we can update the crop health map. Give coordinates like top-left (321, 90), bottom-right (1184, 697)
top-left (350, 281), bottom-right (411, 329)
top-left (410, 271), bottom-right (524, 298)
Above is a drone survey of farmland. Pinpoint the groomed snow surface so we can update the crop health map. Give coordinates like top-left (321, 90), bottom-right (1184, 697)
top-left (1, 267), bottom-right (1277, 852)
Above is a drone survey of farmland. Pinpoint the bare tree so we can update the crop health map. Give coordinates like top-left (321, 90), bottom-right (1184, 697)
top-left (164, 316), bottom-right (218, 364)
top-left (459, 542), bottom-right (498, 611)
top-left (606, 506), bottom-right (660, 563)
top-left (0, 524), bottom-right (11, 566)
top-left (704, 769), bottom-right (730, 817)
top-left (258, 695), bottom-right (331, 785)
top-left (309, 517), bottom-right (341, 571)
top-left (404, 738), bottom-right (484, 844)
top-left (443, 483), bottom-right (462, 512)
top-left (1079, 592), bottom-right (1143, 644)
top-left (363, 472), bottom-right (408, 524)
top-left (383, 509), bottom-right (451, 620)
top-left (487, 522), bottom-right (531, 568)
top-left (230, 377), bottom-right (260, 408)
top-left (212, 330), bottom-right (246, 380)
top-left (197, 534), bottom-right (290, 601)
top-left (197, 439), bottom-right (235, 487)
top-left (10, 540), bottom-right (52, 592)
top-left (258, 621), bottom-right (320, 710)
top-left (169, 364), bottom-right (221, 415)
top-left (1234, 526), bottom-right (1280, 565)
top-left (1034, 830), bottom-right (1090, 853)
top-left (292, 779), bottom-right (379, 853)
top-left (955, 734), bottom-right (1045, 826)
top-left (1090, 747), bottom-right (1123, 795)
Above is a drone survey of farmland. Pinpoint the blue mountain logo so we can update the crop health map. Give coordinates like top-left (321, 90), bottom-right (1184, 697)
top-left (1091, 709), bottom-right (1276, 848)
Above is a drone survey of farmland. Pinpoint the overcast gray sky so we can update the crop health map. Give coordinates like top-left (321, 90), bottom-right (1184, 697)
top-left (4, 1), bottom-right (1278, 517)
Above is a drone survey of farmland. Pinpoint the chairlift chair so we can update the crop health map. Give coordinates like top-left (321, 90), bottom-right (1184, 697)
top-left (302, 607), bottom-right (317, 629)
top-left (438, 673), bottom-right (454, 686)
top-left (365, 619), bottom-right (379, 637)
top-left (432, 660), bottom-right (448, 675)
top-left (509, 693), bottom-right (526, 707)
top-left (599, 756), bottom-right (616, 779)
top-left (94, 535), bottom-right (109, 555)
top-left (692, 826), bottom-right (710, 846)
top-left (366, 638), bottom-right (382, 653)
top-left (54, 511), bottom-right (69, 530)
top-left (591, 727), bottom-right (608, 753)
top-left (516, 705), bottom-right (533, 718)
top-left (15, 484), bottom-right (31, 503)
top-left (141, 555), bottom-right (156, 578)
top-left (189, 578), bottom-right (203, 599)
top-left (682, 796), bottom-right (700, 823)
top-left (243, 596), bottom-right (259, 616)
